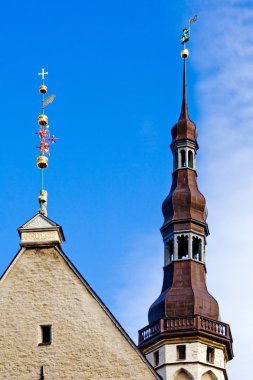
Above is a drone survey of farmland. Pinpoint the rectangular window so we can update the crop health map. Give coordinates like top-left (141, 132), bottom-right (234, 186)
top-left (153, 350), bottom-right (159, 367)
top-left (177, 345), bottom-right (186, 360)
top-left (40, 325), bottom-right (52, 345)
top-left (207, 347), bottom-right (215, 363)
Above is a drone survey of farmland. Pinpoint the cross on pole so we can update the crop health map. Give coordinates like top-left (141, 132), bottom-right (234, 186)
top-left (38, 68), bottom-right (48, 81)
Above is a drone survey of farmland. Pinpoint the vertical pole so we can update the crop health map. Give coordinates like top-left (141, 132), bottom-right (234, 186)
top-left (186, 148), bottom-right (189, 167)
top-left (188, 234), bottom-right (193, 259)
top-left (39, 169), bottom-right (44, 213)
top-left (174, 236), bottom-right (178, 260)
top-left (41, 169), bottom-right (44, 191)
top-left (164, 244), bottom-right (167, 266)
top-left (201, 239), bottom-right (205, 263)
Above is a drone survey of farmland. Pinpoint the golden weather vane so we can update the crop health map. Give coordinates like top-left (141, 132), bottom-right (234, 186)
top-left (180, 15), bottom-right (198, 59)
top-left (36, 68), bottom-right (59, 216)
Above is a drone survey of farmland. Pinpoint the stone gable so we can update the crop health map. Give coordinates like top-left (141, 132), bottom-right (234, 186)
top-left (0, 247), bottom-right (159, 379)
top-left (20, 213), bottom-right (57, 229)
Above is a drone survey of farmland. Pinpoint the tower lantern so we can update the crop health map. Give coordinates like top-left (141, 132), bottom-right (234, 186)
top-left (138, 18), bottom-right (233, 380)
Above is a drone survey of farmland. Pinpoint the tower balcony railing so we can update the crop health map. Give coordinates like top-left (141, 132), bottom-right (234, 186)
top-left (138, 315), bottom-right (232, 344)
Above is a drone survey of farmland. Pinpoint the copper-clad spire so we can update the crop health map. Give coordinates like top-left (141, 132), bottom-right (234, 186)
top-left (179, 59), bottom-right (189, 120)
top-left (170, 23), bottom-right (199, 144)
top-left (138, 16), bottom-right (233, 375)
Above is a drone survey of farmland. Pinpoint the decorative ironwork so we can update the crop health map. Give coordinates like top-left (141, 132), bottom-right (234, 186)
top-left (180, 15), bottom-right (198, 47)
top-left (38, 68), bottom-right (48, 81)
top-left (37, 69), bottom-right (58, 158)
top-left (43, 94), bottom-right (56, 109)
top-left (36, 68), bottom-right (59, 216)
top-left (189, 15), bottom-right (197, 26)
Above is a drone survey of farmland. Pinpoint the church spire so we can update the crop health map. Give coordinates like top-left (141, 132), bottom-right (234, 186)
top-left (138, 18), bottom-right (233, 380)
top-left (36, 68), bottom-right (58, 216)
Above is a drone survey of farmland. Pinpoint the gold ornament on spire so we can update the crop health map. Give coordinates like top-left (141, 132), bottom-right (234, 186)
top-left (36, 68), bottom-right (59, 216)
top-left (180, 15), bottom-right (197, 59)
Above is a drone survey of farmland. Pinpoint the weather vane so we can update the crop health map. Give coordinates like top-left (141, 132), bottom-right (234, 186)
top-left (180, 15), bottom-right (198, 59)
top-left (36, 68), bottom-right (59, 216)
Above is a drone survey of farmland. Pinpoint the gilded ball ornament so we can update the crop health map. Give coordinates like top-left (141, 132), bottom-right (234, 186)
top-left (181, 48), bottom-right (189, 59)
top-left (37, 156), bottom-right (48, 169)
top-left (38, 114), bottom-right (48, 126)
top-left (39, 85), bottom-right (47, 94)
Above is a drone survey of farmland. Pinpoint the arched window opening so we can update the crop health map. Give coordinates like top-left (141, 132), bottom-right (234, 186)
top-left (181, 150), bottom-right (186, 167)
top-left (192, 237), bottom-right (202, 261)
top-left (153, 350), bottom-right (159, 367)
top-left (165, 239), bottom-right (174, 264)
top-left (174, 368), bottom-right (194, 380)
top-left (169, 239), bottom-right (174, 262)
top-left (178, 235), bottom-right (188, 259)
top-left (174, 152), bottom-right (178, 171)
top-left (206, 347), bottom-right (215, 363)
top-left (201, 370), bottom-right (218, 380)
top-left (188, 150), bottom-right (193, 168)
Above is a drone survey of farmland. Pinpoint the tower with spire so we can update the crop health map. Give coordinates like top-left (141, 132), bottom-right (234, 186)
top-left (138, 19), bottom-right (233, 380)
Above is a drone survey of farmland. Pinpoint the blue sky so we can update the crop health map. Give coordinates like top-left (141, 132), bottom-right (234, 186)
top-left (0, 1), bottom-right (252, 379)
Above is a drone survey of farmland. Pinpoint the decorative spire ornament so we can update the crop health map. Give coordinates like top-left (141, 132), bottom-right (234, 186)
top-left (36, 68), bottom-right (58, 216)
top-left (180, 15), bottom-right (197, 59)
top-left (179, 16), bottom-right (198, 120)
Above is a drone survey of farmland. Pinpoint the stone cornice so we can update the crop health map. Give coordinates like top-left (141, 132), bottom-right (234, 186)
top-left (18, 213), bottom-right (65, 247)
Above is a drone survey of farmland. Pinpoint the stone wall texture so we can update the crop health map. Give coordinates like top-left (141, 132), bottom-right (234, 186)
top-left (146, 342), bottom-right (226, 380)
top-left (0, 247), bottom-right (158, 380)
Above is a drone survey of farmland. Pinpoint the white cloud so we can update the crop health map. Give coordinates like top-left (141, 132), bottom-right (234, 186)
top-left (192, 1), bottom-right (253, 379)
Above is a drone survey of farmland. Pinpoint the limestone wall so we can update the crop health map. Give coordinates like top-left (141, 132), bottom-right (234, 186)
top-left (146, 342), bottom-right (226, 380)
top-left (0, 247), bottom-right (158, 380)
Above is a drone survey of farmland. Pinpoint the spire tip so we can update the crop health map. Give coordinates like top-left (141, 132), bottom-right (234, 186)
top-left (35, 68), bottom-right (58, 216)
top-left (180, 15), bottom-right (197, 59)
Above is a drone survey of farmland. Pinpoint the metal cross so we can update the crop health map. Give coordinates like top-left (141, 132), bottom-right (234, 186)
top-left (38, 68), bottom-right (48, 80)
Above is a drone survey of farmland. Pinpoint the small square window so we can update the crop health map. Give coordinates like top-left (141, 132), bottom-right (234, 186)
top-left (207, 347), bottom-right (215, 363)
top-left (153, 350), bottom-right (159, 367)
top-left (177, 345), bottom-right (186, 360)
top-left (39, 325), bottom-right (52, 345)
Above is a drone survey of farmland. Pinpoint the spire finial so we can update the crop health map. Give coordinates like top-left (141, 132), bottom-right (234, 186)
top-left (179, 15), bottom-right (197, 120)
top-left (38, 68), bottom-right (48, 81)
top-left (36, 68), bottom-right (58, 216)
